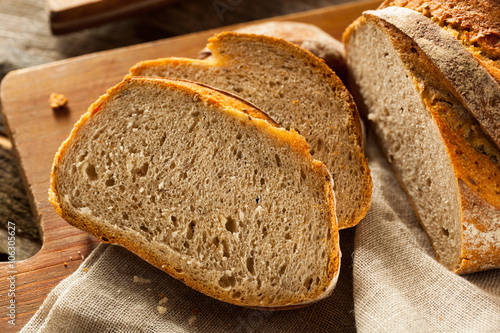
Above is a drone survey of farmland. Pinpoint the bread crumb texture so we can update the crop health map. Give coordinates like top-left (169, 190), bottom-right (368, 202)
top-left (129, 32), bottom-right (372, 229)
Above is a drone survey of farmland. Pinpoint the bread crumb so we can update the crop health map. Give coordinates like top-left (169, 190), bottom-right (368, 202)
top-left (188, 315), bottom-right (196, 325)
top-left (83, 268), bottom-right (88, 272)
top-left (133, 275), bottom-right (151, 284)
top-left (63, 262), bottom-right (67, 267)
top-left (49, 93), bottom-right (68, 109)
top-left (158, 296), bottom-right (168, 305)
top-left (157, 306), bottom-right (167, 314)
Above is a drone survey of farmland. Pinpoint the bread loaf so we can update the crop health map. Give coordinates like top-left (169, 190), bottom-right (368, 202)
top-left (379, 1), bottom-right (500, 148)
top-left (380, 0), bottom-right (500, 84)
top-left (49, 77), bottom-right (340, 308)
top-left (344, 7), bottom-right (500, 273)
top-left (129, 32), bottom-right (372, 230)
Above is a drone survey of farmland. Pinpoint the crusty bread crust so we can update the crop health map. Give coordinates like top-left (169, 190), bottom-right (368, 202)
top-left (344, 12), bottom-right (500, 273)
top-left (380, 0), bottom-right (500, 84)
top-left (364, 7), bottom-right (500, 149)
top-left (129, 32), bottom-right (372, 230)
top-left (49, 77), bottom-right (340, 309)
top-left (198, 21), bottom-right (348, 82)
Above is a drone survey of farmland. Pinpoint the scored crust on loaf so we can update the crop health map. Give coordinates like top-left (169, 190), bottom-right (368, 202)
top-left (368, 7), bottom-right (500, 149)
top-left (128, 32), bottom-right (372, 229)
top-left (380, 0), bottom-right (500, 84)
top-left (49, 77), bottom-right (340, 308)
top-left (344, 11), bottom-right (500, 273)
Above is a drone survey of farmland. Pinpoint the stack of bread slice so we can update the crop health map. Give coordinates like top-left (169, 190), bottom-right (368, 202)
top-left (50, 28), bottom-right (372, 308)
top-left (344, 3), bottom-right (500, 274)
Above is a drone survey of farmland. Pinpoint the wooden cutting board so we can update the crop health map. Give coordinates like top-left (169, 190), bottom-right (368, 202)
top-left (0, 0), bottom-right (380, 330)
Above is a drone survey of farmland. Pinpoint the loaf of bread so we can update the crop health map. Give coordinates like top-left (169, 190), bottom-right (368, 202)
top-left (379, 0), bottom-right (500, 148)
top-left (199, 21), bottom-right (348, 82)
top-left (129, 32), bottom-right (372, 230)
top-left (344, 7), bottom-right (500, 273)
top-left (49, 77), bottom-right (340, 308)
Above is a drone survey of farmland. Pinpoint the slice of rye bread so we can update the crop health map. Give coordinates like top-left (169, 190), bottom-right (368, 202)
top-left (380, 0), bottom-right (500, 84)
top-left (49, 77), bottom-right (340, 309)
top-left (344, 8), bottom-right (500, 273)
top-left (128, 32), bottom-right (372, 230)
top-left (375, 5), bottom-right (500, 148)
top-left (198, 21), bottom-right (348, 83)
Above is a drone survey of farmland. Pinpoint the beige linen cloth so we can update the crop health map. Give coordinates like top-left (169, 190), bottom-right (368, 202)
top-left (21, 136), bottom-right (500, 332)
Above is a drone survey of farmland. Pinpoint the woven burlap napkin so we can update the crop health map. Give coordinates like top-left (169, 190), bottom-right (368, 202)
top-left (21, 136), bottom-right (500, 333)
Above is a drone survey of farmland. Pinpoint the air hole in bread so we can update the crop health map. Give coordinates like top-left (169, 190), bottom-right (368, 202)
top-left (304, 277), bottom-right (313, 291)
top-left (225, 216), bottom-right (237, 233)
top-left (232, 291), bottom-right (241, 299)
top-left (105, 178), bottom-right (115, 187)
top-left (279, 264), bottom-right (287, 276)
top-left (275, 154), bottom-right (282, 167)
top-left (85, 164), bottom-right (98, 181)
top-left (236, 132), bottom-right (242, 140)
top-left (78, 152), bottom-right (88, 162)
top-left (122, 212), bottom-right (129, 220)
top-left (218, 273), bottom-right (236, 289)
top-left (186, 221), bottom-right (195, 239)
top-left (222, 239), bottom-right (230, 258)
top-left (441, 227), bottom-right (450, 237)
top-left (167, 215), bottom-right (177, 227)
top-left (159, 134), bottom-right (166, 146)
top-left (246, 257), bottom-right (255, 275)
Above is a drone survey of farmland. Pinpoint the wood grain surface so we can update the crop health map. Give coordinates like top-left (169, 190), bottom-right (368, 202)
top-left (0, 0), bottom-right (380, 330)
top-left (48, 0), bottom-right (181, 34)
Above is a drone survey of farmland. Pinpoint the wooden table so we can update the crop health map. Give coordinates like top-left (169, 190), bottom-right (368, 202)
top-left (0, 0), bottom-right (380, 330)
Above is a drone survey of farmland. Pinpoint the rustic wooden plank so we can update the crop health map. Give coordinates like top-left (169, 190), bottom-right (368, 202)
top-left (48, 0), bottom-right (181, 34)
top-left (0, 1), bottom-right (381, 330)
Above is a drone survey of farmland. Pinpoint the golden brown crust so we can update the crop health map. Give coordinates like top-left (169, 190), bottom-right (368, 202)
top-left (345, 13), bottom-right (500, 273)
top-left (380, 0), bottom-right (500, 83)
top-left (130, 32), bottom-right (372, 230)
top-left (49, 77), bottom-right (340, 309)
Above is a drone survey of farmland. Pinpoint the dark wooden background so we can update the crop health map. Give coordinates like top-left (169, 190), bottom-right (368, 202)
top-left (0, 0), bottom-right (359, 257)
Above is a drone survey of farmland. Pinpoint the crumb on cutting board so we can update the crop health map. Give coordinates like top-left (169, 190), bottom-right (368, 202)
top-left (157, 306), bottom-right (167, 314)
top-left (158, 296), bottom-right (168, 305)
top-left (188, 315), bottom-right (197, 325)
top-left (49, 93), bottom-right (68, 109)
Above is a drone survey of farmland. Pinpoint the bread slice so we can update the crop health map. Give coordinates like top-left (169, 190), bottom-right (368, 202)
top-left (344, 8), bottom-right (500, 273)
top-left (49, 77), bottom-right (340, 308)
top-left (199, 21), bottom-right (348, 83)
top-left (128, 32), bottom-right (372, 230)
